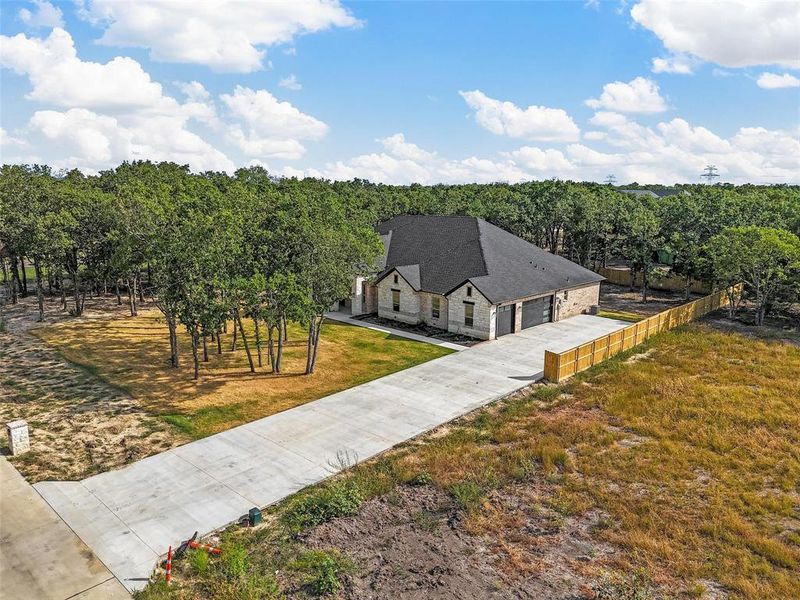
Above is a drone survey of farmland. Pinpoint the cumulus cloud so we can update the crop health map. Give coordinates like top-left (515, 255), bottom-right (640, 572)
top-left (756, 72), bottom-right (800, 89)
top-left (278, 74), bottom-right (302, 91)
top-left (459, 90), bottom-right (580, 142)
top-left (220, 86), bottom-right (328, 160)
top-left (0, 28), bottom-right (234, 172)
top-left (585, 77), bottom-right (668, 113)
top-left (631, 0), bottom-right (800, 69)
top-left (18, 0), bottom-right (63, 29)
top-left (651, 54), bottom-right (696, 75)
top-left (379, 133), bottom-right (437, 162)
top-left (81, 0), bottom-right (361, 72)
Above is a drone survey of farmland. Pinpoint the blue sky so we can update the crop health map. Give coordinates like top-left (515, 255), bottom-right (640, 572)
top-left (1, 0), bottom-right (798, 184)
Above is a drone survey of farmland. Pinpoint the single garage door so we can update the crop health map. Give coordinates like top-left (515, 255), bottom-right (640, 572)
top-left (521, 295), bottom-right (553, 329)
top-left (496, 303), bottom-right (516, 337)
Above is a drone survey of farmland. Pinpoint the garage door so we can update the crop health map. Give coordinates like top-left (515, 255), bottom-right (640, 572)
top-left (521, 295), bottom-right (553, 329)
top-left (496, 303), bottom-right (515, 337)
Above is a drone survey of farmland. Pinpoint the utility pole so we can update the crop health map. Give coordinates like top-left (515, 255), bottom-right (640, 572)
top-left (700, 165), bottom-right (719, 183)
top-left (604, 174), bottom-right (616, 185)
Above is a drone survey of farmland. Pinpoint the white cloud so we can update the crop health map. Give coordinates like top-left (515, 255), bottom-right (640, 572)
top-left (221, 86), bottom-right (327, 160)
top-left (566, 144), bottom-right (625, 167)
top-left (651, 54), bottom-right (696, 75)
top-left (0, 28), bottom-right (166, 109)
top-left (278, 74), bottom-right (302, 91)
top-left (0, 128), bottom-right (27, 148)
top-left (756, 72), bottom-right (800, 89)
top-left (585, 77), bottom-right (668, 113)
top-left (379, 133), bottom-right (437, 162)
top-left (503, 146), bottom-right (574, 174)
top-left (178, 81), bottom-right (211, 102)
top-left (459, 90), bottom-right (580, 142)
top-left (18, 0), bottom-right (63, 29)
top-left (1, 28), bottom-right (234, 172)
top-left (81, 0), bottom-right (361, 72)
top-left (631, 0), bottom-right (800, 69)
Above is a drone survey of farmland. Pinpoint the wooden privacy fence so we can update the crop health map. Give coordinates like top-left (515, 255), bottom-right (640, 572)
top-left (543, 288), bottom-right (731, 383)
top-left (598, 266), bottom-right (711, 294)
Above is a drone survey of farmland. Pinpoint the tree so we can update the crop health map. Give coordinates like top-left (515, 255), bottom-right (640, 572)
top-left (706, 227), bottom-right (800, 325)
top-left (621, 198), bottom-right (662, 302)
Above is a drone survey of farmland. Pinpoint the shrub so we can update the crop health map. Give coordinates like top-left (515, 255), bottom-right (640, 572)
top-left (290, 549), bottom-right (353, 596)
top-left (187, 548), bottom-right (209, 575)
top-left (595, 570), bottom-right (656, 600)
top-left (282, 479), bottom-right (363, 533)
top-left (449, 480), bottom-right (483, 511)
top-left (409, 471), bottom-right (432, 486)
top-left (220, 542), bottom-right (249, 578)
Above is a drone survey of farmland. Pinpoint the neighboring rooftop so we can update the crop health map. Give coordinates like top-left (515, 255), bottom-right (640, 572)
top-left (374, 215), bottom-right (603, 304)
top-left (620, 188), bottom-right (687, 198)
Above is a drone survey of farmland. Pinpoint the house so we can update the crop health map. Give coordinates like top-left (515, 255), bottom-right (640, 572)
top-left (345, 215), bottom-right (604, 340)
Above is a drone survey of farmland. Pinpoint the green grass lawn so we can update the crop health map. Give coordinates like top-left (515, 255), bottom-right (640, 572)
top-left (32, 310), bottom-right (453, 439)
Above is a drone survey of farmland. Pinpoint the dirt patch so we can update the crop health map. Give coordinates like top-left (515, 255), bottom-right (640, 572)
top-left (599, 282), bottom-right (698, 317)
top-left (301, 484), bottom-right (615, 600)
top-left (0, 295), bottom-right (183, 481)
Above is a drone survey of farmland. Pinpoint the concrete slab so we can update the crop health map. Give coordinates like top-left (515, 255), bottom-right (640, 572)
top-left (0, 458), bottom-right (129, 600)
top-left (34, 315), bottom-right (627, 593)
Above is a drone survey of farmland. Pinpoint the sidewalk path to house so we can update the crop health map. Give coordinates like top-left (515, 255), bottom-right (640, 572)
top-left (0, 457), bottom-right (130, 600)
top-left (34, 315), bottom-right (627, 593)
top-left (325, 310), bottom-right (467, 351)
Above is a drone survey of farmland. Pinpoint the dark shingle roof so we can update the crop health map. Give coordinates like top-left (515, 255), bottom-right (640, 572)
top-left (374, 215), bottom-right (603, 304)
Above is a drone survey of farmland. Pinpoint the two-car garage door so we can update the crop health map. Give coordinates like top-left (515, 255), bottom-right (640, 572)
top-left (496, 295), bottom-right (554, 337)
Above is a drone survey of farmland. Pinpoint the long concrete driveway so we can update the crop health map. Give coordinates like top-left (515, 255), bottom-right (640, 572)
top-left (34, 315), bottom-right (626, 592)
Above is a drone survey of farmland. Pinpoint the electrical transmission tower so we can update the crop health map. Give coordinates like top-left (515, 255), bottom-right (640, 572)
top-left (700, 165), bottom-right (719, 183)
top-left (604, 174), bottom-right (617, 185)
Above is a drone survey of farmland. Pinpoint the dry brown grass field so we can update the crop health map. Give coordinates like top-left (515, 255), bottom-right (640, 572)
top-left (138, 322), bottom-right (800, 600)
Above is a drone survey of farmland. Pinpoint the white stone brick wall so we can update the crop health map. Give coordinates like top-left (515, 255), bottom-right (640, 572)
top-left (419, 292), bottom-right (449, 329)
top-left (350, 277), bottom-right (378, 315)
top-left (555, 283), bottom-right (600, 320)
top-left (377, 271), bottom-right (421, 324)
top-left (447, 282), bottom-right (494, 340)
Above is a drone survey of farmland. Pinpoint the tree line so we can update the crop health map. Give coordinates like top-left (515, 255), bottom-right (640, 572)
top-left (1, 162), bottom-right (798, 374)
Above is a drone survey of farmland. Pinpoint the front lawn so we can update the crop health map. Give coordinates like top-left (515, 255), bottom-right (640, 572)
top-left (31, 310), bottom-right (453, 440)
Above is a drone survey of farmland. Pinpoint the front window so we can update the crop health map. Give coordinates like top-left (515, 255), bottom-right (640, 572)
top-left (432, 296), bottom-right (440, 319)
top-left (393, 273), bottom-right (399, 284)
top-left (466, 286), bottom-right (472, 297)
top-left (392, 289), bottom-right (400, 312)
top-left (464, 302), bottom-right (474, 327)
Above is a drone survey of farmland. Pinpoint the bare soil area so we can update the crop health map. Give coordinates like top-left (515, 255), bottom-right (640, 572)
top-left (598, 282), bottom-right (699, 317)
top-left (302, 484), bottom-right (614, 600)
top-left (0, 295), bottom-right (183, 481)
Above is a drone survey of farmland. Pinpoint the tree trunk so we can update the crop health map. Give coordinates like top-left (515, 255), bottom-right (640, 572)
top-left (191, 326), bottom-right (200, 380)
top-left (305, 315), bottom-right (323, 374)
top-left (127, 278), bottom-right (137, 316)
top-left (115, 280), bottom-right (122, 305)
top-left (253, 316), bottom-right (263, 368)
top-left (1, 259), bottom-right (11, 303)
top-left (234, 310), bottom-right (256, 373)
top-left (168, 315), bottom-right (179, 368)
top-left (684, 274), bottom-right (691, 301)
top-left (276, 326), bottom-right (284, 373)
top-left (72, 269), bottom-right (82, 316)
top-left (283, 314), bottom-right (288, 342)
top-left (33, 257), bottom-right (45, 322)
top-left (60, 273), bottom-right (66, 310)
top-left (137, 272), bottom-right (145, 304)
top-left (216, 328), bottom-right (222, 354)
top-left (9, 256), bottom-right (20, 304)
top-left (20, 257), bottom-right (28, 297)
top-left (202, 333), bottom-right (209, 362)
top-left (267, 325), bottom-right (276, 372)
top-left (641, 274), bottom-right (648, 303)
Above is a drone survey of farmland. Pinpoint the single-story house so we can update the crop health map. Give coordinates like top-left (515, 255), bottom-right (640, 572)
top-left (343, 215), bottom-right (604, 340)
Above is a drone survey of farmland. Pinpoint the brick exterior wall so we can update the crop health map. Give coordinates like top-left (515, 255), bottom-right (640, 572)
top-left (419, 292), bottom-right (449, 329)
top-left (555, 282), bottom-right (599, 320)
top-left (447, 282), bottom-right (495, 340)
top-left (377, 271), bottom-right (421, 324)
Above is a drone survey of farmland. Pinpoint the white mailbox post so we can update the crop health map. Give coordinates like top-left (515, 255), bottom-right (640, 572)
top-left (6, 420), bottom-right (30, 455)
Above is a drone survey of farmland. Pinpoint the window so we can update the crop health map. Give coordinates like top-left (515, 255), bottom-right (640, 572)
top-left (392, 289), bottom-right (400, 312)
top-left (564, 290), bottom-right (569, 300)
top-left (466, 285), bottom-right (472, 297)
top-left (464, 302), bottom-right (474, 327)
top-left (432, 296), bottom-right (440, 319)
top-left (393, 273), bottom-right (399, 284)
